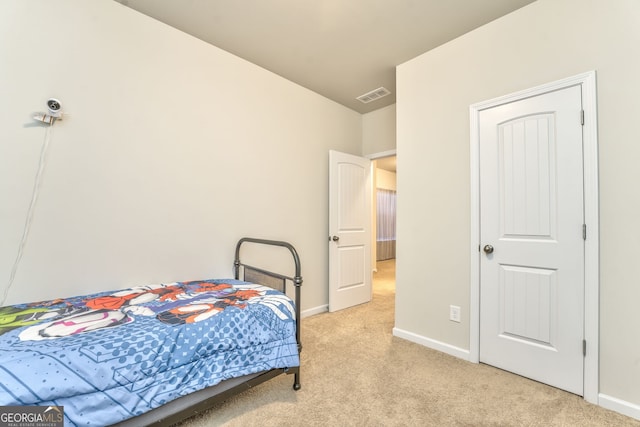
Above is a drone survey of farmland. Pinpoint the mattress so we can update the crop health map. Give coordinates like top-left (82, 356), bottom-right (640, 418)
top-left (0, 279), bottom-right (299, 426)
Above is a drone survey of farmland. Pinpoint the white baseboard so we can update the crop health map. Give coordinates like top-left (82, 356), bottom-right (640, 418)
top-left (392, 327), bottom-right (471, 361)
top-left (599, 394), bottom-right (640, 421)
top-left (301, 304), bottom-right (328, 318)
top-left (392, 330), bottom-right (640, 422)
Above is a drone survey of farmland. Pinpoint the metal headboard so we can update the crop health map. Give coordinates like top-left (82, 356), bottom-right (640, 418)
top-left (242, 266), bottom-right (288, 293)
top-left (234, 237), bottom-right (302, 353)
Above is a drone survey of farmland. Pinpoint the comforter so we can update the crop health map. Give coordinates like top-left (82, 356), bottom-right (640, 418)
top-left (0, 279), bottom-right (299, 426)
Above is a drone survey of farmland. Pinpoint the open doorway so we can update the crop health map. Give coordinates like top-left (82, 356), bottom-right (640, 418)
top-left (373, 155), bottom-right (396, 294)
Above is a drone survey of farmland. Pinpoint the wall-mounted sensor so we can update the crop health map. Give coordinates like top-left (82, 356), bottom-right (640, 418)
top-left (33, 98), bottom-right (64, 125)
top-left (47, 98), bottom-right (62, 117)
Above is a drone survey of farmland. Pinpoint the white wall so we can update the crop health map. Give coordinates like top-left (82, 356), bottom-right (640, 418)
top-left (376, 169), bottom-right (396, 191)
top-left (396, 0), bottom-right (640, 412)
top-left (0, 0), bottom-right (362, 314)
top-left (362, 104), bottom-right (396, 156)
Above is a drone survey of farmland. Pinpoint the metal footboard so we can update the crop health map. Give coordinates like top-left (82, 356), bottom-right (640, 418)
top-left (234, 237), bottom-right (303, 390)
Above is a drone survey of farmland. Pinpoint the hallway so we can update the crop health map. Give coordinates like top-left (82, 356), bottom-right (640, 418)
top-left (373, 258), bottom-right (395, 296)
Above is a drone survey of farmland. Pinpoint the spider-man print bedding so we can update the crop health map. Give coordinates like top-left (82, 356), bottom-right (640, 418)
top-left (0, 279), bottom-right (299, 426)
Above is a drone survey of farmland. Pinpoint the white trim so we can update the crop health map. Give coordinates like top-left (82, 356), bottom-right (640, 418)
top-left (599, 394), bottom-right (640, 421)
top-left (393, 327), bottom-right (471, 361)
top-left (301, 304), bottom-right (328, 318)
top-left (469, 71), bottom-right (599, 403)
top-left (581, 71), bottom-right (600, 404)
top-left (469, 104), bottom-right (481, 364)
top-left (366, 149), bottom-right (396, 160)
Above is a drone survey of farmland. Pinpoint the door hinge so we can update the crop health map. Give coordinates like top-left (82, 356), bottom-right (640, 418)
top-left (581, 109), bottom-right (585, 126)
top-left (583, 339), bottom-right (587, 356)
top-left (583, 224), bottom-right (587, 240)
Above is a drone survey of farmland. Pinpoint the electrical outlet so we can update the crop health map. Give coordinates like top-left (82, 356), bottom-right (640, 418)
top-left (449, 305), bottom-right (461, 323)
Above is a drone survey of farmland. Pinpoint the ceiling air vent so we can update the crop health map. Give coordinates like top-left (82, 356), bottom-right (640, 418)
top-left (356, 87), bottom-right (391, 104)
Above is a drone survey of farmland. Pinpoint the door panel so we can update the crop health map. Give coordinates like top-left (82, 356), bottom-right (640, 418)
top-left (479, 86), bottom-right (584, 395)
top-left (500, 114), bottom-right (555, 238)
top-left (500, 264), bottom-right (556, 345)
top-left (337, 245), bottom-right (366, 291)
top-left (329, 150), bottom-right (372, 312)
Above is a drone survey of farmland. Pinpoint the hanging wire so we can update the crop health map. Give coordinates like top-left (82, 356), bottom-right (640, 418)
top-left (1, 125), bottom-right (53, 306)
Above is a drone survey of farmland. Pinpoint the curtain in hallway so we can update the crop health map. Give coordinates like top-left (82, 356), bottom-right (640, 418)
top-left (376, 189), bottom-right (396, 260)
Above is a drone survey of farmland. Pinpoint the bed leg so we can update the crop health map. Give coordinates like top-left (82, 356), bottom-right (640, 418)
top-left (293, 372), bottom-right (301, 391)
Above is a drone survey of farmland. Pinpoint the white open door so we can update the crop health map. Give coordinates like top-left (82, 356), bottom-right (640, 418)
top-left (329, 150), bottom-right (372, 312)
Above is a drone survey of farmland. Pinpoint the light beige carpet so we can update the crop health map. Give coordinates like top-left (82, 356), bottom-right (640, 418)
top-left (175, 260), bottom-right (639, 426)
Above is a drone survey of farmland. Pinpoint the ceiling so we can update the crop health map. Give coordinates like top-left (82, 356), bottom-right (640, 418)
top-left (114, 0), bottom-right (535, 114)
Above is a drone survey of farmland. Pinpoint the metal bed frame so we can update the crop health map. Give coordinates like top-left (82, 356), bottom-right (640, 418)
top-left (113, 237), bottom-right (302, 426)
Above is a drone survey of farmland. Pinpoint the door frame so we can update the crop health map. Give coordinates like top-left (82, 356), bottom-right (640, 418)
top-left (367, 149), bottom-right (397, 269)
top-left (469, 71), bottom-right (599, 403)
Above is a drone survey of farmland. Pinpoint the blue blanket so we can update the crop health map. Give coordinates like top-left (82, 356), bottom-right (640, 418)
top-left (0, 279), bottom-right (299, 426)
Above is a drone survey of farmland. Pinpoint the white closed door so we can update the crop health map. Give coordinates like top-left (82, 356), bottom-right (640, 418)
top-left (479, 85), bottom-right (585, 395)
top-left (329, 150), bottom-right (372, 312)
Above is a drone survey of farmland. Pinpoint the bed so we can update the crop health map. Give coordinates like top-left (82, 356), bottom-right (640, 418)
top-left (0, 237), bottom-right (302, 426)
